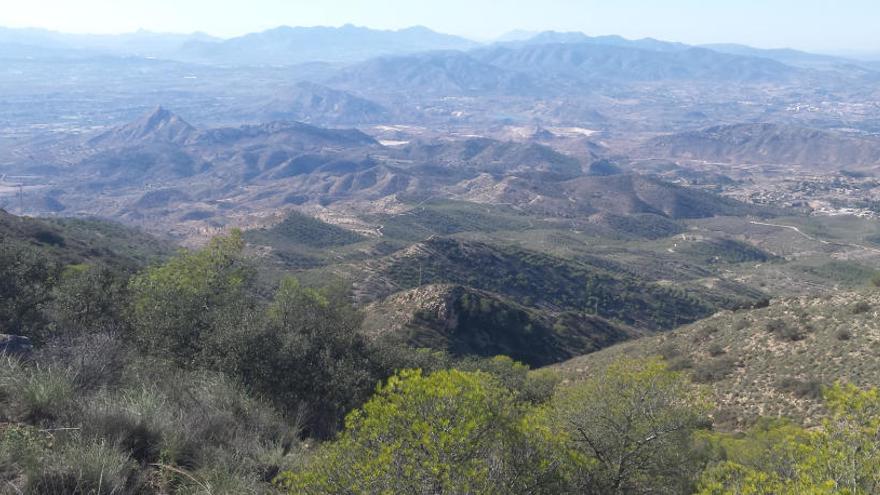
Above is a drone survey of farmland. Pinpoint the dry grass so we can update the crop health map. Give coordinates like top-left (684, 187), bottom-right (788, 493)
top-left (554, 290), bottom-right (880, 430)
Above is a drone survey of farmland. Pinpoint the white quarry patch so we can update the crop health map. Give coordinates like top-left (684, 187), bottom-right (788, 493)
top-left (548, 126), bottom-right (599, 137)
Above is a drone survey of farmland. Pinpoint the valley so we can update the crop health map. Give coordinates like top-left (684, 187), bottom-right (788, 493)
top-left (2, 20), bottom-right (880, 494)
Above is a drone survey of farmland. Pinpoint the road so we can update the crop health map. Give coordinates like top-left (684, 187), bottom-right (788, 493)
top-left (749, 220), bottom-right (880, 255)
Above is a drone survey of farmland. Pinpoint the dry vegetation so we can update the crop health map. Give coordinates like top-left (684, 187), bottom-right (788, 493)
top-left (556, 290), bottom-right (880, 429)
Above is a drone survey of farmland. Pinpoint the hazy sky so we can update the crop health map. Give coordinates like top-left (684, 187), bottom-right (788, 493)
top-left (1, 0), bottom-right (877, 53)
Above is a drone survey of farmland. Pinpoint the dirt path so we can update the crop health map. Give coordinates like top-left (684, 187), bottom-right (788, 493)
top-left (749, 220), bottom-right (880, 255)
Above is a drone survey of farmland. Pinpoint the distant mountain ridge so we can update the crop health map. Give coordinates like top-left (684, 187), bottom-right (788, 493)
top-left (0, 26), bottom-right (217, 58)
top-left (174, 24), bottom-right (478, 66)
top-left (639, 123), bottom-right (880, 169)
top-left (322, 37), bottom-right (811, 98)
top-left (2, 23), bottom-right (873, 80)
top-left (0, 24), bottom-right (478, 65)
top-left (328, 50), bottom-right (536, 95)
top-left (474, 43), bottom-right (801, 83)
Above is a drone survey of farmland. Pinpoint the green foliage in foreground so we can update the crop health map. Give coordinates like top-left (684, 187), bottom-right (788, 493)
top-left (0, 241), bottom-right (56, 338)
top-left (128, 230), bottom-right (255, 366)
top-left (6, 224), bottom-right (880, 494)
top-left (697, 383), bottom-right (880, 494)
top-left (0, 351), bottom-right (296, 494)
top-left (279, 358), bottom-right (710, 495)
top-left (549, 358), bottom-right (711, 494)
top-left (278, 368), bottom-right (558, 494)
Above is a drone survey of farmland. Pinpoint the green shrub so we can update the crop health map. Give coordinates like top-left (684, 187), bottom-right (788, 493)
top-left (777, 377), bottom-right (824, 399)
top-left (0, 241), bottom-right (57, 339)
top-left (708, 343), bottom-right (726, 357)
top-left (852, 301), bottom-right (872, 314)
top-left (128, 231), bottom-right (256, 366)
top-left (0, 424), bottom-right (52, 489)
top-left (549, 358), bottom-right (710, 494)
top-left (25, 439), bottom-right (140, 495)
top-left (692, 356), bottom-right (737, 383)
top-left (522, 368), bottom-right (563, 404)
top-left (659, 342), bottom-right (682, 360)
top-left (0, 357), bottom-right (77, 424)
top-left (697, 384), bottom-right (880, 493)
top-left (733, 319), bottom-right (750, 331)
top-left (455, 355), bottom-right (561, 404)
top-left (46, 264), bottom-right (130, 339)
top-left (765, 318), bottom-right (806, 341)
top-left (278, 369), bottom-right (559, 494)
top-left (232, 277), bottom-right (375, 439)
top-left (668, 356), bottom-right (695, 371)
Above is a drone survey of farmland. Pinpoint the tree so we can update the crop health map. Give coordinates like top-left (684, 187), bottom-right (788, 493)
top-left (234, 277), bottom-right (376, 438)
top-left (277, 369), bottom-right (561, 494)
top-left (697, 383), bottom-right (880, 494)
top-left (548, 358), bottom-right (710, 495)
top-left (0, 242), bottom-right (56, 339)
top-left (46, 264), bottom-right (129, 340)
top-left (127, 230), bottom-right (254, 365)
top-left (455, 355), bottom-right (561, 404)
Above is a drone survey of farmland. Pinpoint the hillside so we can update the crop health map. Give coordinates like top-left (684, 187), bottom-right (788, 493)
top-left (88, 106), bottom-right (196, 147)
top-left (393, 138), bottom-right (585, 177)
top-left (328, 51), bottom-right (535, 95)
top-left (0, 209), bottom-right (172, 270)
top-left (362, 284), bottom-right (639, 367)
top-left (556, 290), bottom-right (880, 429)
top-left (259, 81), bottom-right (390, 124)
top-left (451, 172), bottom-right (770, 222)
top-left (638, 123), bottom-right (880, 169)
top-left (348, 236), bottom-right (738, 331)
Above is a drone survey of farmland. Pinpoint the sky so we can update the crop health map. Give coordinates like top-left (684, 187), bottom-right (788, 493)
top-left (1, 0), bottom-right (877, 54)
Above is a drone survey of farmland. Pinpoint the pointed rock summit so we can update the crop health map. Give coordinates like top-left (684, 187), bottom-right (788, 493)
top-left (89, 106), bottom-right (196, 147)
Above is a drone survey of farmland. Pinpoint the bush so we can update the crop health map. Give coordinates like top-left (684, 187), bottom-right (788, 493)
top-left (33, 333), bottom-right (130, 391)
top-left (668, 356), bottom-right (695, 371)
top-left (278, 369), bottom-right (559, 494)
top-left (692, 356), bottom-right (737, 383)
top-left (0, 241), bottom-right (57, 339)
top-left (128, 231), bottom-right (256, 365)
top-left (836, 329), bottom-right (853, 341)
top-left (233, 277), bottom-right (376, 439)
top-left (25, 439), bottom-right (141, 495)
top-left (852, 301), bottom-right (872, 314)
top-left (697, 383), bottom-right (880, 493)
top-left (0, 357), bottom-right (77, 425)
top-left (46, 264), bottom-right (130, 340)
top-left (765, 318), bottom-right (787, 334)
top-left (777, 377), bottom-right (824, 399)
top-left (659, 342), bottom-right (682, 360)
top-left (765, 318), bottom-right (806, 342)
top-left (549, 358), bottom-right (710, 494)
top-left (0, 424), bottom-right (52, 488)
top-left (708, 343), bottom-right (726, 357)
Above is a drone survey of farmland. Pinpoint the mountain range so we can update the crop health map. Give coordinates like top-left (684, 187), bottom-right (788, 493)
top-left (2, 24), bottom-right (875, 77)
